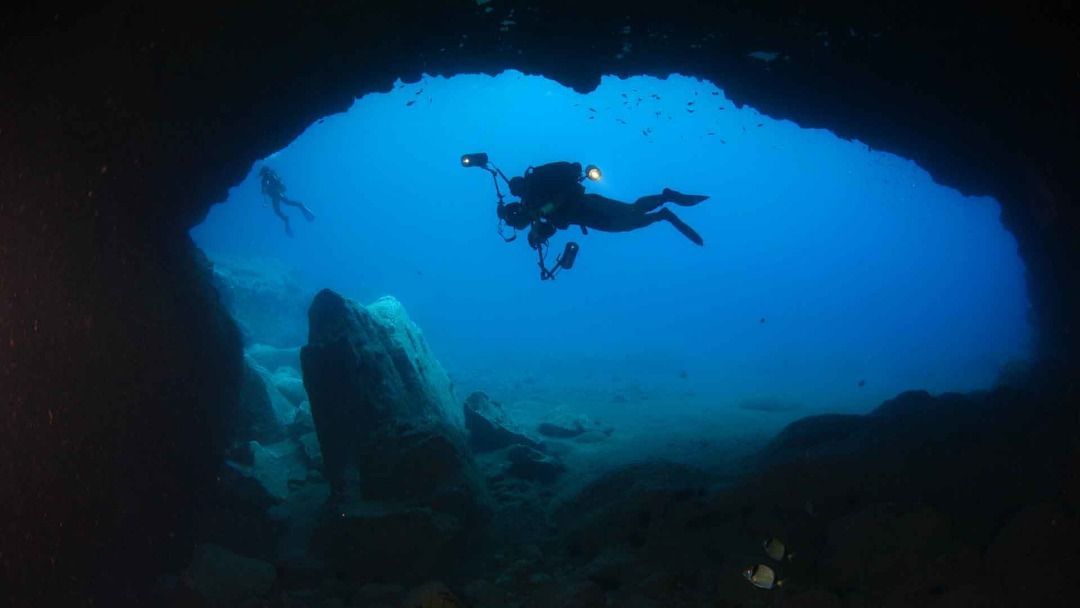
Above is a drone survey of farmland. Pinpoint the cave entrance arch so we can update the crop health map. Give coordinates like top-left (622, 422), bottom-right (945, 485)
top-left (193, 71), bottom-right (1031, 446)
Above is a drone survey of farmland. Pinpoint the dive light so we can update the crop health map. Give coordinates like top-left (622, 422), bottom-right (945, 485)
top-left (558, 242), bottom-right (580, 269)
top-left (585, 164), bottom-right (602, 181)
top-left (461, 152), bottom-right (489, 168)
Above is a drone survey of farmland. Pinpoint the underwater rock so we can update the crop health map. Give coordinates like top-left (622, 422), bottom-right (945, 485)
top-left (505, 444), bottom-right (566, 483)
top-left (298, 431), bottom-right (323, 468)
top-left (537, 412), bottom-right (613, 439)
top-left (354, 421), bottom-right (486, 519)
top-left (193, 462), bottom-right (283, 561)
top-left (227, 439), bottom-right (309, 501)
top-left (235, 356), bottom-right (290, 444)
top-left (290, 400), bottom-right (315, 435)
top-left (757, 413), bottom-right (867, 465)
top-left (556, 462), bottom-right (709, 560)
top-left (186, 543), bottom-right (276, 607)
top-left (272, 367), bottom-right (307, 407)
top-left (301, 290), bottom-right (465, 492)
top-left (464, 391), bottom-right (542, 452)
top-left (210, 256), bottom-right (313, 348)
top-left (302, 290), bottom-right (487, 581)
top-left (250, 356), bottom-right (299, 426)
top-left (823, 504), bottom-right (958, 597)
top-left (247, 343), bottom-right (302, 373)
top-left (315, 502), bottom-right (464, 582)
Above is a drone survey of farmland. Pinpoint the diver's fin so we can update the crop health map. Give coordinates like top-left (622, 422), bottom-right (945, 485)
top-left (661, 209), bottom-right (704, 245)
top-left (301, 206), bottom-right (316, 221)
top-left (284, 220), bottom-right (294, 237)
top-left (663, 187), bottom-right (710, 206)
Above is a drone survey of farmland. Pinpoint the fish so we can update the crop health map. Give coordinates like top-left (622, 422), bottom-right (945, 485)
top-left (857, 379), bottom-right (866, 387)
top-left (763, 537), bottom-right (794, 561)
top-left (405, 100), bottom-right (416, 107)
top-left (743, 564), bottom-right (783, 589)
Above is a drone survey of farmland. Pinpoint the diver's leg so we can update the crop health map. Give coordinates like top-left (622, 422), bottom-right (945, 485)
top-left (574, 195), bottom-right (655, 232)
top-left (273, 200), bottom-right (293, 237)
top-left (577, 195), bottom-right (703, 244)
top-left (281, 197), bottom-right (316, 221)
top-left (632, 189), bottom-right (709, 212)
top-left (654, 207), bottom-right (704, 245)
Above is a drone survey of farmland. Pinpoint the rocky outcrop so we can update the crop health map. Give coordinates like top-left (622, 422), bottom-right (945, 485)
top-left (301, 289), bottom-right (486, 581)
top-left (464, 391), bottom-right (542, 452)
top-left (234, 355), bottom-right (300, 444)
top-left (300, 289), bottom-right (465, 492)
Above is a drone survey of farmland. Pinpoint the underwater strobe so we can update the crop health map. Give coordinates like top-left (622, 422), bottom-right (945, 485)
top-left (461, 151), bottom-right (587, 281)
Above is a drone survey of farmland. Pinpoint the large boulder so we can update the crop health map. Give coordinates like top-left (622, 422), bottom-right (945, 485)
top-left (300, 290), bottom-right (465, 492)
top-left (234, 357), bottom-right (288, 444)
top-left (300, 290), bottom-right (487, 580)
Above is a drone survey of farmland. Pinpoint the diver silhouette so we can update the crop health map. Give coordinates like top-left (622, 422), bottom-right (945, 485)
top-left (503, 161), bottom-right (708, 248)
top-left (259, 166), bottom-right (315, 237)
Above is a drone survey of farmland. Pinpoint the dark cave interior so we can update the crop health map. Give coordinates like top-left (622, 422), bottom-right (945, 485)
top-left (1, 1), bottom-right (1078, 605)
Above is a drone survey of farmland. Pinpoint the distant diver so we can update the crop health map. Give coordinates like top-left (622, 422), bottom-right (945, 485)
top-left (461, 153), bottom-right (708, 280)
top-left (259, 166), bottom-right (315, 237)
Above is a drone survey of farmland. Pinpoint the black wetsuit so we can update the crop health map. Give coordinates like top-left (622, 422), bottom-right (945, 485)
top-left (260, 169), bottom-right (315, 236)
top-left (548, 191), bottom-right (706, 245)
top-left (509, 161), bottom-right (708, 247)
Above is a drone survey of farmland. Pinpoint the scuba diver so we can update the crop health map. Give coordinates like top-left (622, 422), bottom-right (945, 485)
top-left (506, 170), bottom-right (708, 247)
top-left (259, 166), bottom-right (315, 237)
top-left (462, 153), bottom-right (709, 280)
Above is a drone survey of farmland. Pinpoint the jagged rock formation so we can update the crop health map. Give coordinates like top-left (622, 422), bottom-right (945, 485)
top-left (300, 290), bottom-right (486, 581)
top-left (2, 2), bottom-right (1077, 604)
top-left (300, 290), bottom-right (464, 491)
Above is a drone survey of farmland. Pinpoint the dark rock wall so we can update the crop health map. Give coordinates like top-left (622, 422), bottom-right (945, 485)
top-left (1, 0), bottom-right (1076, 602)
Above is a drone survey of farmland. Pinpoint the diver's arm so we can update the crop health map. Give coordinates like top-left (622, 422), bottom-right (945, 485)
top-left (527, 219), bottom-right (556, 250)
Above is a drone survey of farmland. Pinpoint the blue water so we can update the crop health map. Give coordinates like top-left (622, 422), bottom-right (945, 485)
top-left (193, 71), bottom-right (1030, 430)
